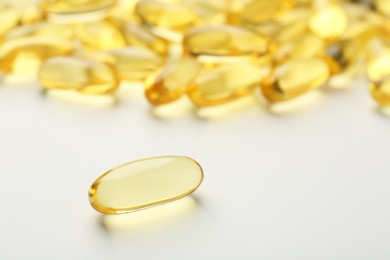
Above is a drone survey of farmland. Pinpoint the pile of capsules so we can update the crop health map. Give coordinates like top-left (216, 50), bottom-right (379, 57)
top-left (1, 0), bottom-right (390, 109)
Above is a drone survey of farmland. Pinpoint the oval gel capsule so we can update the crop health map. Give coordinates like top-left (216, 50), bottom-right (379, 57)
top-left (261, 58), bottom-right (330, 103)
top-left (39, 56), bottom-right (119, 95)
top-left (89, 156), bottom-right (204, 214)
top-left (90, 46), bottom-right (163, 81)
top-left (184, 25), bottom-right (268, 59)
top-left (145, 57), bottom-right (201, 105)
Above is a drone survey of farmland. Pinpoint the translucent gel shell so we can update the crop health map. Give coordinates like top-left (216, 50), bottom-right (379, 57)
top-left (89, 156), bottom-right (204, 214)
top-left (39, 56), bottom-right (119, 95)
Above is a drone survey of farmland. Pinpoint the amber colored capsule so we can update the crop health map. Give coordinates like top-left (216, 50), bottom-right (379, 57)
top-left (123, 24), bottom-right (168, 56)
top-left (0, 37), bottom-right (73, 75)
top-left (75, 19), bottom-right (126, 50)
top-left (5, 22), bottom-right (73, 41)
top-left (145, 57), bottom-right (201, 105)
top-left (188, 63), bottom-right (267, 107)
top-left (39, 56), bottom-right (119, 95)
top-left (89, 156), bottom-right (204, 214)
top-left (238, 0), bottom-right (292, 25)
top-left (374, 0), bottom-right (390, 17)
top-left (90, 47), bottom-right (163, 81)
top-left (370, 77), bottom-right (390, 106)
top-left (135, 0), bottom-right (198, 41)
top-left (41, 0), bottom-right (116, 23)
top-left (261, 58), bottom-right (330, 103)
top-left (308, 0), bottom-right (348, 41)
top-left (325, 39), bottom-right (363, 75)
top-left (183, 25), bottom-right (268, 59)
top-left (365, 37), bottom-right (390, 82)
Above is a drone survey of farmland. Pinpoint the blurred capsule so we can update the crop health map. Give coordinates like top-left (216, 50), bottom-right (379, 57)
top-left (135, 0), bottom-right (198, 41)
top-left (370, 76), bottom-right (390, 106)
top-left (184, 25), bottom-right (268, 59)
top-left (145, 57), bottom-right (201, 105)
top-left (39, 56), bottom-right (119, 95)
top-left (123, 24), bottom-right (169, 56)
top-left (41, 0), bottom-right (116, 23)
top-left (0, 2), bottom-right (44, 40)
top-left (90, 47), bottom-right (163, 81)
top-left (0, 37), bottom-right (73, 75)
top-left (261, 58), bottom-right (330, 103)
top-left (239, 0), bottom-right (292, 25)
top-left (365, 37), bottom-right (390, 82)
top-left (309, 0), bottom-right (348, 41)
top-left (325, 39), bottom-right (363, 75)
top-left (187, 0), bottom-right (227, 25)
top-left (75, 19), bottom-right (126, 50)
top-left (374, 0), bottom-right (390, 17)
top-left (108, 0), bottom-right (139, 23)
top-left (5, 22), bottom-right (73, 40)
top-left (188, 63), bottom-right (267, 106)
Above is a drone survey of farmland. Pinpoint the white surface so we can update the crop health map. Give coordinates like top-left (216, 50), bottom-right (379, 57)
top-left (0, 80), bottom-right (389, 260)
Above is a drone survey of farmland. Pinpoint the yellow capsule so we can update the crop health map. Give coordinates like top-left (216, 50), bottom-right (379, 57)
top-left (39, 56), bottom-right (119, 95)
top-left (187, 0), bottom-right (227, 24)
top-left (188, 63), bottom-right (267, 106)
top-left (183, 25), bottom-right (268, 59)
top-left (325, 39), bottom-right (363, 75)
top-left (75, 19), bottom-right (126, 50)
top-left (135, 0), bottom-right (198, 41)
top-left (0, 37), bottom-right (73, 75)
top-left (261, 58), bottom-right (330, 103)
top-left (308, 0), bottom-right (348, 41)
top-left (371, 77), bottom-right (390, 106)
top-left (90, 47), bottom-right (163, 81)
top-left (4, 22), bottom-right (73, 41)
top-left (374, 0), bottom-right (390, 17)
top-left (145, 57), bottom-right (201, 105)
top-left (89, 156), bottom-right (204, 214)
top-left (123, 24), bottom-right (169, 56)
top-left (41, 0), bottom-right (116, 23)
top-left (239, 0), bottom-right (292, 25)
top-left (0, 2), bottom-right (44, 40)
top-left (365, 37), bottom-right (390, 82)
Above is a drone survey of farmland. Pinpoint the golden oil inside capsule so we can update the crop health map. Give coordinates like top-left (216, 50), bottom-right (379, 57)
top-left (0, 37), bottom-right (73, 75)
top-left (89, 156), bottom-right (204, 215)
top-left (5, 22), bottom-right (73, 41)
top-left (39, 56), bottom-right (119, 95)
top-left (187, 0), bottom-right (227, 25)
top-left (41, 0), bottom-right (116, 23)
top-left (183, 25), bottom-right (268, 58)
top-left (123, 24), bottom-right (168, 56)
top-left (75, 19), bottom-right (126, 51)
top-left (145, 57), bottom-right (201, 105)
top-left (239, 0), bottom-right (292, 25)
top-left (371, 77), bottom-right (390, 106)
top-left (308, 1), bottom-right (348, 40)
top-left (325, 39), bottom-right (363, 75)
top-left (90, 46), bottom-right (163, 81)
top-left (188, 63), bottom-right (267, 107)
top-left (374, 0), bottom-right (390, 17)
top-left (365, 38), bottom-right (390, 82)
top-left (261, 58), bottom-right (330, 103)
top-left (135, 0), bottom-right (198, 41)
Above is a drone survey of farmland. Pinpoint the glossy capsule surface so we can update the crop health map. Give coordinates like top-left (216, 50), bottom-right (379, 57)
top-left (39, 56), bottom-right (119, 95)
top-left (146, 57), bottom-right (201, 105)
top-left (184, 25), bottom-right (268, 58)
top-left (261, 58), bottom-right (330, 103)
top-left (4, 22), bottom-right (73, 40)
top-left (75, 19), bottom-right (126, 50)
top-left (41, 0), bottom-right (116, 23)
top-left (0, 37), bottom-right (73, 74)
top-left (189, 63), bottom-right (265, 106)
top-left (239, 0), bottom-right (291, 25)
top-left (89, 156), bottom-right (204, 214)
top-left (91, 46), bottom-right (163, 81)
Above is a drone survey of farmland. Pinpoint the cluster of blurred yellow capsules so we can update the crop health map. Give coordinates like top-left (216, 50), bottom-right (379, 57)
top-left (1, 0), bottom-right (390, 110)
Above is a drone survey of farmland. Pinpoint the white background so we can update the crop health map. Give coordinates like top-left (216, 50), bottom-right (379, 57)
top-left (1, 79), bottom-right (389, 260)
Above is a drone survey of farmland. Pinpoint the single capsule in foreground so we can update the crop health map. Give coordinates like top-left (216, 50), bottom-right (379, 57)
top-left (188, 63), bottom-right (268, 107)
top-left (261, 58), bottom-right (330, 103)
top-left (183, 25), bottom-right (268, 59)
top-left (90, 46), bottom-right (163, 81)
top-left (371, 77), bottom-right (390, 106)
top-left (0, 37), bottom-right (73, 75)
top-left (39, 56), bottom-right (119, 95)
top-left (89, 156), bottom-right (204, 214)
top-left (75, 19), bottom-right (126, 51)
top-left (41, 0), bottom-right (116, 23)
top-left (145, 57), bottom-right (201, 105)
